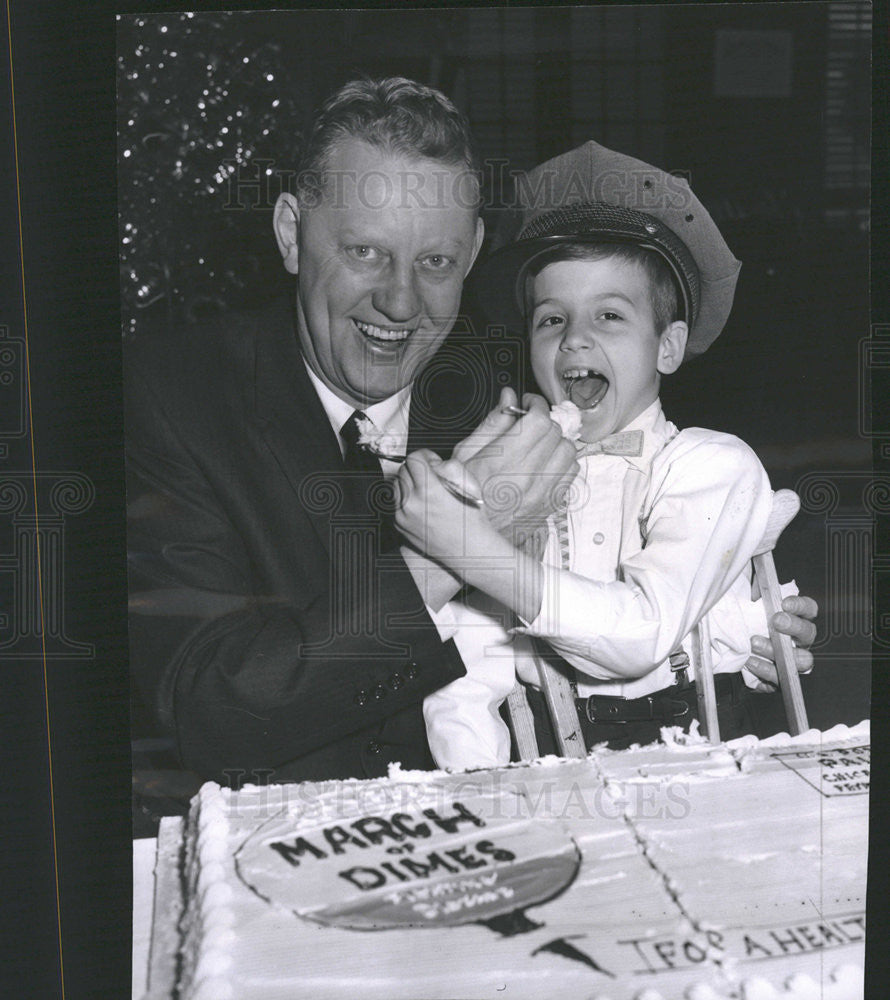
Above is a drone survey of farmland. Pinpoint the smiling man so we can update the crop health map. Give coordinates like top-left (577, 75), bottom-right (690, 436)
top-left (273, 135), bottom-right (483, 405)
top-left (125, 77), bottom-right (816, 787)
top-left (125, 78), bottom-right (578, 784)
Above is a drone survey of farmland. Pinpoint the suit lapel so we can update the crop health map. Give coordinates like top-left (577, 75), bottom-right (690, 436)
top-left (253, 299), bottom-right (343, 555)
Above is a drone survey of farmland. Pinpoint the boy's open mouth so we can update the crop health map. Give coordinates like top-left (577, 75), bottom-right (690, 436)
top-left (562, 368), bottom-right (609, 409)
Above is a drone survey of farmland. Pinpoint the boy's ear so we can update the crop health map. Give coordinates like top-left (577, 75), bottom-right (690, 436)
top-left (273, 193), bottom-right (301, 275)
top-left (657, 321), bottom-right (688, 375)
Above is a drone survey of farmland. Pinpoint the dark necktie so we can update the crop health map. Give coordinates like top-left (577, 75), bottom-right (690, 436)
top-left (339, 411), bottom-right (398, 550)
top-left (340, 410), bottom-right (386, 473)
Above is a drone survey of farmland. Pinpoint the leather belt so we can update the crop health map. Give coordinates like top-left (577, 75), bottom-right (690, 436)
top-left (577, 691), bottom-right (691, 725)
top-left (575, 673), bottom-right (744, 726)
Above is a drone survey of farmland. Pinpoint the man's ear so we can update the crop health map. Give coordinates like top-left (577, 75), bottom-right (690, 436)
top-left (657, 321), bottom-right (688, 375)
top-left (464, 216), bottom-right (485, 277)
top-left (273, 193), bottom-right (301, 275)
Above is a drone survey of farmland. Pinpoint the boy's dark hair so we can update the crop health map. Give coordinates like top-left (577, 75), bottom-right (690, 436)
top-left (523, 242), bottom-right (681, 334)
top-left (297, 77), bottom-right (480, 205)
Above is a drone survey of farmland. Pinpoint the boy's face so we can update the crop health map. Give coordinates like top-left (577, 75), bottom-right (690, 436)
top-left (528, 256), bottom-right (685, 443)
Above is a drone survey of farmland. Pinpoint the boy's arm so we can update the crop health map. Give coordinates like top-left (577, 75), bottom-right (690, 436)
top-left (511, 433), bottom-right (774, 680)
top-left (394, 435), bottom-right (788, 686)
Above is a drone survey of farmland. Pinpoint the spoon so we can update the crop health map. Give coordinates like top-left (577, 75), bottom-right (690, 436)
top-left (360, 444), bottom-right (484, 508)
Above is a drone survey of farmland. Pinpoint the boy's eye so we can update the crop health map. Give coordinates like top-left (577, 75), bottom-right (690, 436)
top-left (535, 314), bottom-right (565, 330)
top-left (599, 311), bottom-right (623, 322)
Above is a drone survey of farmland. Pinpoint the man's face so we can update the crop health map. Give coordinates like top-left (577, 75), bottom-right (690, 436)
top-left (283, 138), bottom-right (483, 407)
top-left (528, 256), bottom-right (679, 442)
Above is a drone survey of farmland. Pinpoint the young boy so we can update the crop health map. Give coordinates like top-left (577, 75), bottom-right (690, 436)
top-left (395, 140), bottom-right (798, 770)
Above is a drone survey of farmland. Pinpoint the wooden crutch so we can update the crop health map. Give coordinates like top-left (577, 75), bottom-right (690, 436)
top-left (691, 489), bottom-right (809, 742)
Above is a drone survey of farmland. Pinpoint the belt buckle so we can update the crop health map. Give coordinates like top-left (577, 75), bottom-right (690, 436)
top-left (583, 696), bottom-right (627, 725)
top-left (669, 698), bottom-right (690, 721)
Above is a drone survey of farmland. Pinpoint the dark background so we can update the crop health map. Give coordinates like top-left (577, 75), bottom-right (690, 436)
top-left (1, 3), bottom-right (883, 997)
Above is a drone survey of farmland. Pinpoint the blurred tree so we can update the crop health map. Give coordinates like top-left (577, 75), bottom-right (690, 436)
top-left (117, 12), bottom-right (301, 336)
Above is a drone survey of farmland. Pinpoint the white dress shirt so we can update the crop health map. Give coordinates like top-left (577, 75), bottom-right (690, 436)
top-left (425, 399), bottom-right (787, 771)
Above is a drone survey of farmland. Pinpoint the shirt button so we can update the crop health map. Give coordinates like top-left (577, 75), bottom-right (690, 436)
top-left (593, 532), bottom-right (605, 545)
top-left (354, 689), bottom-right (368, 707)
top-left (372, 685), bottom-right (387, 700)
top-left (389, 673), bottom-right (404, 690)
top-left (366, 740), bottom-right (382, 754)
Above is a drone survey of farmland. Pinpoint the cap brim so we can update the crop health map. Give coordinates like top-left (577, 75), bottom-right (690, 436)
top-left (472, 232), bottom-right (738, 359)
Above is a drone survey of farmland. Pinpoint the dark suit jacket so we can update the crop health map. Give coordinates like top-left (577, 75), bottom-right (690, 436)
top-left (125, 297), bottom-right (503, 783)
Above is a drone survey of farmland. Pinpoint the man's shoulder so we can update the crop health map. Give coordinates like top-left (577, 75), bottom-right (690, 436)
top-left (124, 297), bottom-right (293, 400)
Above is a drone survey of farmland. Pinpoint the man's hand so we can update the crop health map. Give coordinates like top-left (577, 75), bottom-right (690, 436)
top-left (395, 452), bottom-right (492, 564)
top-left (395, 449), bottom-right (546, 623)
top-left (745, 595), bottom-right (818, 690)
top-left (454, 388), bottom-right (579, 536)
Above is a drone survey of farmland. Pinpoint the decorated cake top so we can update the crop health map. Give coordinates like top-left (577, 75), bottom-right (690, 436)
top-left (170, 722), bottom-right (869, 1000)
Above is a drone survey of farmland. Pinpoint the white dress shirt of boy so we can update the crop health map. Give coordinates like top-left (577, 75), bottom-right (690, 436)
top-left (424, 397), bottom-right (792, 771)
top-left (513, 397), bottom-right (788, 696)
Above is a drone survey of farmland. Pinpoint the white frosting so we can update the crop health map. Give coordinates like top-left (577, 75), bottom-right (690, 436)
top-left (355, 416), bottom-right (402, 457)
top-left (549, 399), bottom-right (583, 440)
top-left (584, 962), bottom-right (866, 1000)
top-left (179, 783), bottom-right (237, 1000)
top-left (172, 724), bottom-right (868, 1000)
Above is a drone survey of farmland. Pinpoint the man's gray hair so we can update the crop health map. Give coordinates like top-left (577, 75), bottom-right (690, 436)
top-left (296, 76), bottom-right (480, 205)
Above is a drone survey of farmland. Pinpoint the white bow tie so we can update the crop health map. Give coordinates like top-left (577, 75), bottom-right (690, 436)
top-left (576, 429), bottom-right (644, 458)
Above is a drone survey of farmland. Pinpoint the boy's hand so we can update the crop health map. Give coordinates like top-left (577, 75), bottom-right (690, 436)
top-left (745, 595), bottom-right (818, 690)
top-left (453, 388), bottom-right (579, 536)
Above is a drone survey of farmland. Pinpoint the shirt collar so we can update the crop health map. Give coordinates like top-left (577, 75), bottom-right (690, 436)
top-left (621, 398), bottom-right (674, 471)
top-left (302, 360), bottom-right (412, 456)
top-left (577, 398), bottom-right (673, 473)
